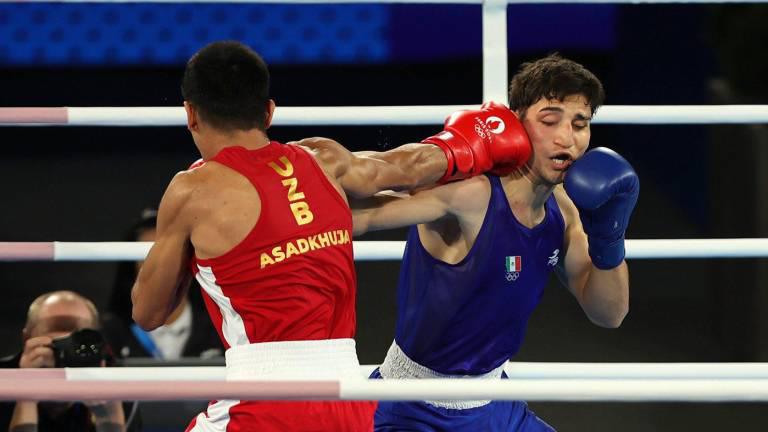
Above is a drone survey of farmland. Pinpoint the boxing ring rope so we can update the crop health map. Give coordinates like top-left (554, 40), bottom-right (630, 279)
top-left (0, 369), bottom-right (767, 402)
top-left (49, 363), bottom-right (768, 381)
top-left (1, 239), bottom-right (768, 261)
top-left (1, 105), bottom-right (768, 126)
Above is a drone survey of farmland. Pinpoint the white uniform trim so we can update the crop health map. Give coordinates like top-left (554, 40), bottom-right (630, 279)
top-left (188, 399), bottom-right (240, 432)
top-left (379, 341), bottom-right (506, 409)
top-left (195, 265), bottom-right (249, 347)
top-left (226, 338), bottom-right (362, 381)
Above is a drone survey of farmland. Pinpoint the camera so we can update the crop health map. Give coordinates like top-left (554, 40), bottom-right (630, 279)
top-left (51, 328), bottom-right (108, 368)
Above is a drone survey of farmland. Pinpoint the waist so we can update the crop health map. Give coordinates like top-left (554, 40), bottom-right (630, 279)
top-left (379, 341), bottom-right (506, 409)
top-left (225, 338), bottom-right (361, 381)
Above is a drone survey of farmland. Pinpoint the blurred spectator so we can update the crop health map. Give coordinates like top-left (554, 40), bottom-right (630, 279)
top-left (103, 208), bottom-right (223, 360)
top-left (0, 291), bottom-right (140, 432)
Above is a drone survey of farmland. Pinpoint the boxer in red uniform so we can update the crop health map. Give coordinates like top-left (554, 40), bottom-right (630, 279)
top-left (131, 40), bottom-right (531, 431)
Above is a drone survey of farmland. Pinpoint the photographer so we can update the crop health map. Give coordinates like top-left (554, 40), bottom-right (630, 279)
top-left (0, 291), bottom-right (138, 432)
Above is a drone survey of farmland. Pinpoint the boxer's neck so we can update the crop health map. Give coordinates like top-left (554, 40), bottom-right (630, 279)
top-left (198, 127), bottom-right (270, 159)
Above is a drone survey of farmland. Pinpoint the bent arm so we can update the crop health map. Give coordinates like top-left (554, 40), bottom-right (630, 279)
top-left (557, 190), bottom-right (629, 328)
top-left (342, 143), bottom-right (446, 197)
top-left (131, 173), bottom-right (193, 330)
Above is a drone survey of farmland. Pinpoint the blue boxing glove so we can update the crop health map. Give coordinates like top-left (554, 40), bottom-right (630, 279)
top-left (564, 147), bottom-right (639, 270)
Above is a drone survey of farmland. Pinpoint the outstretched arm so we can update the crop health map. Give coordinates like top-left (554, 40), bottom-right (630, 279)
top-left (131, 172), bottom-right (194, 330)
top-left (295, 101), bottom-right (532, 198)
top-left (295, 138), bottom-right (447, 198)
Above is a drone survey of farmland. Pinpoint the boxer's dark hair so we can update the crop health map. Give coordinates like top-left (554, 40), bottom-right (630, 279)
top-left (508, 53), bottom-right (604, 116)
top-left (182, 40), bottom-right (270, 131)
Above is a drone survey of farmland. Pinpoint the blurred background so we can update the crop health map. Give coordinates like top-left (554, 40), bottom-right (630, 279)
top-left (1, 2), bottom-right (767, 431)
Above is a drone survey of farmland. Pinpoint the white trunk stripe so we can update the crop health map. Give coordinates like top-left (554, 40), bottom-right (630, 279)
top-left (188, 399), bottom-right (240, 431)
top-left (196, 265), bottom-right (249, 347)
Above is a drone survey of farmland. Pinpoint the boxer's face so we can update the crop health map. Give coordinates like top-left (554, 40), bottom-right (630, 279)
top-left (520, 94), bottom-right (592, 185)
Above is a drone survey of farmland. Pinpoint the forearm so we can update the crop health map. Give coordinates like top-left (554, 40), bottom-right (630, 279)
top-left (366, 143), bottom-right (446, 192)
top-left (131, 265), bottom-right (185, 330)
top-left (352, 188), bottom-right (449, 234)
top-left (352, 206), bottom-right (394, 236)
top-left (350, 194), bottom-right (406, 235)
top-left (9, 401), bottom-right (38, 432)
top-left (132, 238), bottom-right (192, 330)
top-left (579, 262), bottom-right (629, 328)
top-left (352, 203), bottom-right (409, 236)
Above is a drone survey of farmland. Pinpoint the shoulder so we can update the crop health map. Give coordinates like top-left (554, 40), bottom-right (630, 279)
top-left (165, 169), bottom-right (201, 203)
top-left (287, 137), bottom-right (350, 176)
top-left (158, 168), bottom-right (209, 225)
top-left (288, 137), bottom-right (348, 159)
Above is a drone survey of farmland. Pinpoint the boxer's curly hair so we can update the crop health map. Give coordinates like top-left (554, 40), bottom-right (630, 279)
top-left (182, 40), bottom-right (270, 131)
top-left (508, 53), bottom-right (605, 116)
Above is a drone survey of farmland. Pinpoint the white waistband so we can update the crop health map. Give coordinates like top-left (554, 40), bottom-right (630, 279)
top-left (225, 338), bottom-right (361, 381)
top-left (379, 341), bottom-right (506, 409)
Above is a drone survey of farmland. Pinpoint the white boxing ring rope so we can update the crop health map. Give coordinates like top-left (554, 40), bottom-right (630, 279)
top-left (56, 363), bottom-right (768, 381)
top-left (1, 369), bottom-right (768, 402)
top-left (2, 239), bottom-right (768, 261)
top-left (2, 378), bottom-right (768, 402)
top-left (1, 105), bottom-right (768, 126)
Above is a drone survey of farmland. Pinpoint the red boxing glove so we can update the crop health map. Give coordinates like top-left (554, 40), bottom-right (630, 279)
top-left (423, 101), bottom-right (531, 183)
top-left (188, 158), bottom-right (205, 170)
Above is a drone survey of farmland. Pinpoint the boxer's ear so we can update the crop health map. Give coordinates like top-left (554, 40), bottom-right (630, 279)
top-left (184, 101), bottom-right (199, 132)
top-left (264, 99), bottom-right (276, 129)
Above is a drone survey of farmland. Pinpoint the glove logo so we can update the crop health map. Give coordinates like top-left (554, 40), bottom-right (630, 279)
top-left (485, 116), bottom-right (506, 134)
top-left (474, 121), bottom-right (488, 139)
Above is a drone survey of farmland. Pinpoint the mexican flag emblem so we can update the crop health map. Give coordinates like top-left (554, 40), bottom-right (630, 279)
top-left (505, 256), bottom-right (521, 273)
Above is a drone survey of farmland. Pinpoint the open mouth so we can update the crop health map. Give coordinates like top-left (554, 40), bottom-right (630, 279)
top-left (550, 153), bottom-right (572, 170)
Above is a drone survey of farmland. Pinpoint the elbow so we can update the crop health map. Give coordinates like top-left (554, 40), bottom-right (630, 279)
top-left (591, 304), bottom-right (628, 329)
top-left (131, 285), bottom-right (164, 331)
top-left (132, 308), bottom-right (164, 331)
top-left (598, 313), bottom-right (626, 329)
top-left (132, 304), bottom-right (164, 331)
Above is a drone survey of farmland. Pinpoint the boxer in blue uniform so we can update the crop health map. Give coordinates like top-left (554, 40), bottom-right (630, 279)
top-left (354, 54), bottom-right (639, 431)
